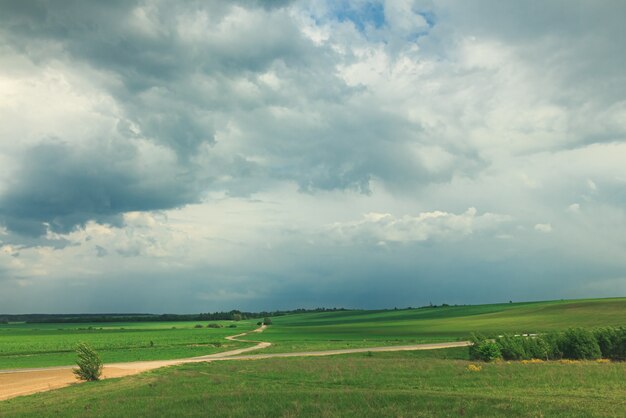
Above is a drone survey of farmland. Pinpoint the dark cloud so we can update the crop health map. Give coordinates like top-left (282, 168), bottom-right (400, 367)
top-left (0, 0), bottom-right (447, 235)
top-left (0, 140), bottom-right (199, 236)
top-left (0, 0), bottom-right (312, 144)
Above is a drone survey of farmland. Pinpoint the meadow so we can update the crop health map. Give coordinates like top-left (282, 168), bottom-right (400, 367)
top-left (2, 297), bottom-right (626, 416)
top-left (259, 297), bottom-right (626, 353)
top-left (2, 297), bottom-right (626, 369)
top-left (2, 349), bottom-right (625, 417)
top-left (0, 321), bottom-right (257, 369)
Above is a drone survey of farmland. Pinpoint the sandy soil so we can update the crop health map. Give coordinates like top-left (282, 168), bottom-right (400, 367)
top-left (0, 324), bottom-right (468, 402)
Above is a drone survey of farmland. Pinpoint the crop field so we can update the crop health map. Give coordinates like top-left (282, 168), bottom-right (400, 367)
top-left (259, 297), bottom-right (626, 353)
top-left (0, 321), bottom-right (257, 369)
top-left (2, 349), bottom-right (625, 417)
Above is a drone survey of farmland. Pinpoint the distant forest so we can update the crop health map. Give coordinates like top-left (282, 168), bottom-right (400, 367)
top-left (0, 308), bottom-right (348, 324)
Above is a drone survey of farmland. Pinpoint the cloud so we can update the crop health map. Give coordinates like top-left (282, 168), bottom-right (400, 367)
top-left (534, 223), bottom-right (553, 233)
top-left (1, 1), bottom-right (626, 312)
top-left (330, 207), bottom-right (511, 244)
top-left (0, 139), bottom-right (199, 236)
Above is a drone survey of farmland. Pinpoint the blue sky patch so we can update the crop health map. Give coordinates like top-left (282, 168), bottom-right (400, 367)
top-left (334, 1), bottom-right (385, 31)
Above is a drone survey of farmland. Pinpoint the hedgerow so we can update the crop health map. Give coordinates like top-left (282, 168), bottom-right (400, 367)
top-left (469, 327), bottom-right (626, 361)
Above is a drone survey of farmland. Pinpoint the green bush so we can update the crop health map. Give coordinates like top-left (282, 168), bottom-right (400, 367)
top-left (524, 336), bottom-right (551, 360)
top-left (560, 328), bottom-right (601, 360)
top-left (494, 327), bottom-right (626, 361)
top-left (469, 334), bottom-right (501, 362)
top-left (73, 342), bottom-right (102, 381)
top-left (594, 327), bottom-right (626, 360)
top-left (495, 334), bottom-right (553, 360)
top-left (496, 335), bottom-right (527, 360)
top-left (262, 317), bottom-right (272, 326)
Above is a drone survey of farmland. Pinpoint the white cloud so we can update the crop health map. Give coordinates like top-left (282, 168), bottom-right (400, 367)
top-left (567, 203), bottom-right (580, 213)
top-left (330, 207), bottom-right (511, 244)
top-left (534, 223), bottom-right (553, 233)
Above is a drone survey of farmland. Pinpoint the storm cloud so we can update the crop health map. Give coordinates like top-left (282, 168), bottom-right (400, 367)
top-left (1, 0), bottom-right (625, 312)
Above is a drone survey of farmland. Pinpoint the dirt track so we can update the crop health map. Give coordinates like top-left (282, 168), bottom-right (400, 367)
top-left (0, 325), bottom-right (469, 401)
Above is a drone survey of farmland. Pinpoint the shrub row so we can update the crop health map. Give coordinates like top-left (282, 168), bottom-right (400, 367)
top-left (470, 327), bottom-right (626, 362)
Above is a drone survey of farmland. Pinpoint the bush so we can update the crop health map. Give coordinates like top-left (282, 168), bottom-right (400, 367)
top-left (207, 323), bottom-right (223, 328)
top-left (194, 324), bottom-right (204, 328)
top-left (559, 328), bottom-right (601, 360)
top-left (525, 336), bottom-right (551, 360)
top-left (263, 317), bottom-right (272, 326)
top-left (495, 334), bottom-right (553, 361)
top-left (73, 343), bottom-right (102, 381)
top-left (469, 334), bottom-right (501, 362)
top-left (496, 335), bottom-right (527, 360)
top-left (594, 327), bottom-right (626, 360)
top-left (228, 324), bottom-right (237, 328)
top-left (539, 333), bottom-right (563, 360)
top-left (493, 326), bottom-right (626, 362)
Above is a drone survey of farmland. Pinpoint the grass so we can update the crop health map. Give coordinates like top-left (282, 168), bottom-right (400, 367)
top-left (0, 321), bottom-right (256, 369)
top-left (2, 349), bottom-right (625, 417)
top-left (2, 297), bottom-right (626, 368)
top-left (259, 297), bottom-right (626, 353)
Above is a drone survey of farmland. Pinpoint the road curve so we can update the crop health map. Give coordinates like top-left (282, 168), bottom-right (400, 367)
top-left (0, 325), bottom-right (469, 401)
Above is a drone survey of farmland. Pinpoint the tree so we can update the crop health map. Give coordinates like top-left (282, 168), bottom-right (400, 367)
top-left (263, 317), bottom-right (272, 326)
top-left (73, 342), bottom-right (103, 381)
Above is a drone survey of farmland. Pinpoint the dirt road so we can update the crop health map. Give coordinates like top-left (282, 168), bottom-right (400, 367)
top-left (0, 325), bottom-right (469, 401)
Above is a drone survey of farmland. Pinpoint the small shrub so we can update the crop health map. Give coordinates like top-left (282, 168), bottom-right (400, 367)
top-left (263, 317), bottom-right (272, 326)
top-left (194, 324), bottom-right (203, 328)
top-left (256, 321), bottom-right (262, 326)
top-left (207, 323), bottom-right (223, 328)
top-left (469, 334), bottom-right (501, 362)
top-left (73, 343), bottom-right (102, 381)
top-left (228, 324), bottom-right (237, 328)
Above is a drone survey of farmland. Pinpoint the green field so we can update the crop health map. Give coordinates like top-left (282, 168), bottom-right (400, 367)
top-left (3, 349), bottom-right (625, 417)
top-left (3, 297), bottom-right (626, 416)
top-left (2, 297), bottom-right (626, 369)
top-left (0, 321), bottom-right (257, 369)
top-left (259, 297), bottom-right (626, 353)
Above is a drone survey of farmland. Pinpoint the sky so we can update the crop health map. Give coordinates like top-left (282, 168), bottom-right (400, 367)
top-left (1, 0), bottom-right (625, 314)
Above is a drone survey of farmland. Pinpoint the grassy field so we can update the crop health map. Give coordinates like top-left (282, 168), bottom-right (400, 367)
top-left (259, 297), bottom-right (626, 353)
top-left (2, 297), bottom-right (626, 369)
top-left (2, 348), bottom-right (625, 417)
top-left (0, 321), bottom-right (257, 369)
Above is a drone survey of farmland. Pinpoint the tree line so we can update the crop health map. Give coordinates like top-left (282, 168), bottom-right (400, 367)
top-left (470, 327), bottom-right (626, 362)
top-left (0, 307), bottom-right (348, 324)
